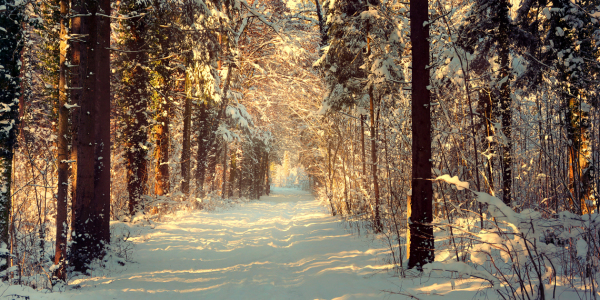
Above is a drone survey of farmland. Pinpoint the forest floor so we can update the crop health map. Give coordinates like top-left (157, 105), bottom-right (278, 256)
top-left (3, 188), bottom-right (498, 299)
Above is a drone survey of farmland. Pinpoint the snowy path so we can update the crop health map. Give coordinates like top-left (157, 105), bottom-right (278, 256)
top-left (47, 188), bottom-right (404, 299)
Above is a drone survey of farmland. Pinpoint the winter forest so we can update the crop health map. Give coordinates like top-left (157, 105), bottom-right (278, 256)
top-left (1, 0), bottom-right (600, 298)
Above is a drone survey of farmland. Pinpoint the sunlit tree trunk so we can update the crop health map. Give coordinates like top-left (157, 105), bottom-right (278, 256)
top-left (360, 115), bottom-right (366, 179)
top-left (221, 142), bottom-right (228, 198)
top-left (369, 88), bottom-right (382, 233)
top-left (548, 0), bottom-right (593, 215)
top-left (238, 156), bottom-right (244, 197)
top-left (228, 152), bottom-right (236, 198)
top-left (154, 37), bottom-right (172, 197)
top-left (480, 90), bottom-right (495, 195)
top-left (567, 98), bottom-right (592, 214)
top-left (408, 0), bottom-right (434, 269)
top-left (154, 103), bottom-right (170, 196)
top-left (265, 152), bottom-right (270, 195)
top-left (121, 0), bottom-right (150, 216)
top-left (327, 139), bottom-right (336, 215)
top-left (54, 0), bottom-right (69, 280)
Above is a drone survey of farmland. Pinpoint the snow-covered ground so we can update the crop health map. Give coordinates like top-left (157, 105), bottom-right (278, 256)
top-left (4, 188), bottom-right (506, 299)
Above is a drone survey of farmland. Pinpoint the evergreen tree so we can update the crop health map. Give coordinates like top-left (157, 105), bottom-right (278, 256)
top-left (116, 0), bottom-right (152, 216)
top-left (459, 0), bottom-right (514, 204)
top-left (0, 0), bottom-right (24, 272)
top-left (544, 0), bottom-right (600, 214)
top-left (150, 0), bottom-right (175, 197)
top-left (316, 0), bottom-right (404, 231)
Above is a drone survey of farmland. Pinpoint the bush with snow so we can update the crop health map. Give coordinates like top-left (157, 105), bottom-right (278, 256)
top-left (427, 175), bottom-right (600, 299)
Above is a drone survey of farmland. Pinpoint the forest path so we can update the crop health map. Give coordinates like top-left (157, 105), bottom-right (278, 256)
top-left (53, 188), bottom-right (404, 299)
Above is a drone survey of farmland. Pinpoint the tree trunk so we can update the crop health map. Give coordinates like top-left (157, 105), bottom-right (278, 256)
top-left (265, 152), bottom-right (270, 195)
top-left (261, 151), bottom-right (267, 196)
top-left (228, 152), bottom-right (236, 198)
top-left (123, 2), bottom-right (149, 216)
top-left (567, 98), bottom-right (592, 214)
top-left (202, 64), bottom-right (233, 193)
top-left (238, 158), bottom-right (243, 197)
top-left (71, 0), bottom-right (103, 272)
top-left (154, 26), bottom-right (172, 198)
top-left (155, 109), bottom-right (170, 196)
top-left (221, 142), bottom-right (228, 198)
top-left (181, 74), bottom-right (192, 195)
top-left (54, 0), bottom-right (69, 280)
top-left (314, 0), bottom-right (327, 46)
top-left (69, 0), bottom-right (82, 229)
top-left (481, 90), bottom-right (496, 195)
top-left (369, 88), bottom-right (382, 233)
top-left (360, 115), bottom-right (366, 179)
top-left (0, 0), bottom-right (23, 274)
top-left (408, 0), bottom-right (434, 269)
top-left (95, 0), bottom-right (111, 244)
top-left (195, 102), bottom-right (211, 193)
top-left (327, 140), bottom-right (333, 215)
top-left (498, 0), bottom-right (512, 206)
top-left (255, 150), bottom-right (262, 198)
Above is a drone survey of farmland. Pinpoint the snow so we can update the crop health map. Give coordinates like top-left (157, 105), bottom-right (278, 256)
top-left (543, 7), bottom-right (551, 19)
top-left (576, 238), bottom-right (588, 259)
top-left (8, 188), bottom-right (587, 299)
top-left (435, 174), bottom-right (469, 190)
top-left (11, 188), bottom-right (409, 299)
top-left (422, 261), bottom-right (500, 288)
top-left (64, 103), bottom-right (80, 109)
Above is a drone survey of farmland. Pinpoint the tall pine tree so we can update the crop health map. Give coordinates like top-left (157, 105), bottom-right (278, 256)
top-left (0, 0), bottom-right (23, 272)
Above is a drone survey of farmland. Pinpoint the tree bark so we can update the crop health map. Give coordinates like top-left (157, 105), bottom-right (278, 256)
top-left (123, 2), bottom-right (149, 216)
top-left (54, 0), bottom-right (69, 280)
top-left (95, 0), bottom-right (111, 244)
top-left (202, 64), bottom-right (233, 193)
top-left (195, 101), bottom-right (211, 193)
top-left (360, 115), bottom-right (366, 179)
top-left (369, 88), bottom-right (382, 233)
top-left (69, 0), bottom-right (82, 229)
top-left (265, 152), bottom-right (270, 195)
top-left (567, 98), bottom-right (592, 214)
top-left (221, 142), bottom-right (228, 198)
top-left (71, 0), bottom-right (102, 272)
top-left (481, 90), bottom-right (496, 195)
top-left (498, 0), bottom-right (512, 206)
top-left (408, 0), bottom-right (434, 269)
top-left (181, 74), bottom-right (192, 195)
top-left (228, 152), bottom-right (236, 198)
top-left (314, 0), bottom-right (327, 46)
top-left (238, 157), bottom-right (243, 197)
top-left (154, 107), bottom-right (170, 196)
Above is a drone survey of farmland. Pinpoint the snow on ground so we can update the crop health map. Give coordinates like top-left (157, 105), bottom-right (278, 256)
top-left (2, 188), bottom-right (504, 299)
